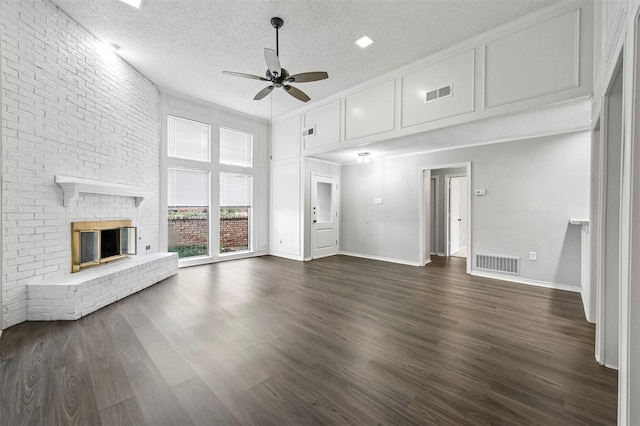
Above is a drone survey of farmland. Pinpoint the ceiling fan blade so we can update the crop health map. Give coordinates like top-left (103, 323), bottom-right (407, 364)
top-left (223, 71), bottom-right (269, 81)
top-left (264, 48), bottom-right (281, 77)
top-left (284, 85), bottom-right (310, 102)
top-left (254, 85), bottom-right (274, 100)
top-left (286, 71), bottom-right (329, 83)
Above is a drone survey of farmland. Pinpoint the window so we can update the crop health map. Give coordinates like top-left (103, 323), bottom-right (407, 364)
top-left (219, 173), bottom-right (252, 253)
top-left (167, 168), bottom-right (210, 259)
top-left (163, 100), bottom-right (259, 263)
top-left (168, 116), bottom-right (210, 162)
top-left (220, 127), bottom-right (252, 167)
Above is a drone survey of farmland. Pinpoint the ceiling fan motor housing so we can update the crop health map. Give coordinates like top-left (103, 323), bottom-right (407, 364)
top-left (270, 17), bottom-right (283, 29)
top-left (267, 68), bottom-right (290, 87)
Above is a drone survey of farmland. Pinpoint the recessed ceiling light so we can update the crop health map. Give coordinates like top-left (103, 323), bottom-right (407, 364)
top-left (355, 35), bottom-right (374, 49)
top-left (117, 0), bottom-right (143, 9)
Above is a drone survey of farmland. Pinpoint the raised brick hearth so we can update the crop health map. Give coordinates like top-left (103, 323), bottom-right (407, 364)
top-left (26, 253), bottom-right (178, 321)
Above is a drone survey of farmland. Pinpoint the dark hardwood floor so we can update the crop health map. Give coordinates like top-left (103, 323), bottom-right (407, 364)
top-left (0, 255), bottom-right (618, 425)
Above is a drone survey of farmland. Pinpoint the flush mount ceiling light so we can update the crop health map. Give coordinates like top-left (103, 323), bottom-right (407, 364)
top-left (355, 35), bottom-right (374, 49)
top-left (117, 0), bottom-right (143, 9)
top-left (357, 152), bottom-right (371, 163)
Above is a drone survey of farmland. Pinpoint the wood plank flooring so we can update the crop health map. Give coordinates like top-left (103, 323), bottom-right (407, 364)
top-left (0, 255), bottom-right (618, 425)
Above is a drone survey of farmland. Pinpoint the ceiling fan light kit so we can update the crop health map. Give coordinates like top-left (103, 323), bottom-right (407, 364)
top-left (223, 17), bottom-right (328, 102)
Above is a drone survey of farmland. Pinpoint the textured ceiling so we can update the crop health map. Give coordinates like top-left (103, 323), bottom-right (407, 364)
top-left (51, 0), bottom-right (560, 120)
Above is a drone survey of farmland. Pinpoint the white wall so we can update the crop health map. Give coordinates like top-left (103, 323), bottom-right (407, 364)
top-left (270, 117), bottom-right (304, 260)
top-left (270, 160), bottom-right (302, 259)
top-left (340, 132), bottom-right (590, 288)
top-left (1, 0), bottom-right (161, 329)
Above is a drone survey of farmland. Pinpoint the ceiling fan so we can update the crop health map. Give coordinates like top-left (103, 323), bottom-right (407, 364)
top-left (223, 17), bottom-right (328, 103)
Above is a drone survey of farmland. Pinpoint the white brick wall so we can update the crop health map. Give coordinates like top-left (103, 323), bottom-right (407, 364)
top-left (1, 0), bottom-right (161, 328)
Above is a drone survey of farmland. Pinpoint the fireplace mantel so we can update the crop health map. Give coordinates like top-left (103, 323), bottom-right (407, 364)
top-left (55, 175), bottom-right (145, 207)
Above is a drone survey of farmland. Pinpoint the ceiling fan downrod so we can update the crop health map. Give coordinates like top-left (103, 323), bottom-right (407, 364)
top-left (271, 17), bottom-right (283, 57)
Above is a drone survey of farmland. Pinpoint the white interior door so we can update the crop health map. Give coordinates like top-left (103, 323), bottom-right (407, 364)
top-left (311, 175), bottom-right (338, 259)
top-left (449, 177), bottom-right (461, 254)
top-left (447, 175), bottom-right (467, 257)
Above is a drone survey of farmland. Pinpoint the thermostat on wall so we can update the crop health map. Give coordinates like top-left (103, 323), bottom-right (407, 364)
top-left (475, 189), bottom-right (486, 196)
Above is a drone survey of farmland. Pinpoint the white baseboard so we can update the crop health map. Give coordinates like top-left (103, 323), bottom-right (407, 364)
top-left (269, 250), bottom-right (304, 261)
top-left (581, 290), bottom-right (595, 323)
top-left (471, 270), bottom-right (581, 293)
top-left (178, 250), bottom-right (269, 268)
top-left (304, 257), bottom-right (312, 261)
top-left (339, 251), bottom-right (421, 267)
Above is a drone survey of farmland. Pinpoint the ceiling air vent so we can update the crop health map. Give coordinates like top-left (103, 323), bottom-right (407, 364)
top-left (424, 83), bottom-right (453, 104)
top-left (476, 254), bottom-right (520, 275)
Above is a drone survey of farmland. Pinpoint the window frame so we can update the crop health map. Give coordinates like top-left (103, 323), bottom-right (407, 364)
top-left (161, 102), bottom-right (260, 268)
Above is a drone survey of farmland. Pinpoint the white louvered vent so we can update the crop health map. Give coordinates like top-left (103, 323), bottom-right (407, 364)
top-left (476, 254), bottom-right (520, 275)
top-left (424, 83), bottom-right (453, 104)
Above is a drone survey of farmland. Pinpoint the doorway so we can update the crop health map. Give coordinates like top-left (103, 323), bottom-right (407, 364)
top-left (596, 55), bottom-right (624, 369)
top-left (420, 163), bottom-right (471, 273)
top-left (311, 174), bottom-right (339, 259)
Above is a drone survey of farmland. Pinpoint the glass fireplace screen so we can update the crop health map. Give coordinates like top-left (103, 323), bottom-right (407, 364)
top-left (72, 220), bottom-right (137, 272)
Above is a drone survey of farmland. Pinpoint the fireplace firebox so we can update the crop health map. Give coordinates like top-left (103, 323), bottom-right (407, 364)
top-left (72, 220), bottom-right (137, 272)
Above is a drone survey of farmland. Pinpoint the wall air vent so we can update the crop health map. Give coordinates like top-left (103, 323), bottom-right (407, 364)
top-left (302, 125), bottom-right (316, 137)
top-left (476, 254), bottom-right (520, 275)
top-left (425, 90), bottom-right (438, 102)
top-left (424, 83), bottom-right (453, 104)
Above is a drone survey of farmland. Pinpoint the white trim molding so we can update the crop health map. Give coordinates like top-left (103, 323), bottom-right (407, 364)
top-left (339, 251), bottom-right (421, 267)
top-left (471, 270), bottom-right (581, 293)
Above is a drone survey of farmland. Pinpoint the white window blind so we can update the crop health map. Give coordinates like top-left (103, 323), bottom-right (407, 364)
top-left (220, 127), bottom-right (252, 167)
top-left (220, 173), bottom-right (252, 207)
top-left (168, 116), bottom-right (210, 162)
top-left (168, 168), bottom-right (209, 207)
